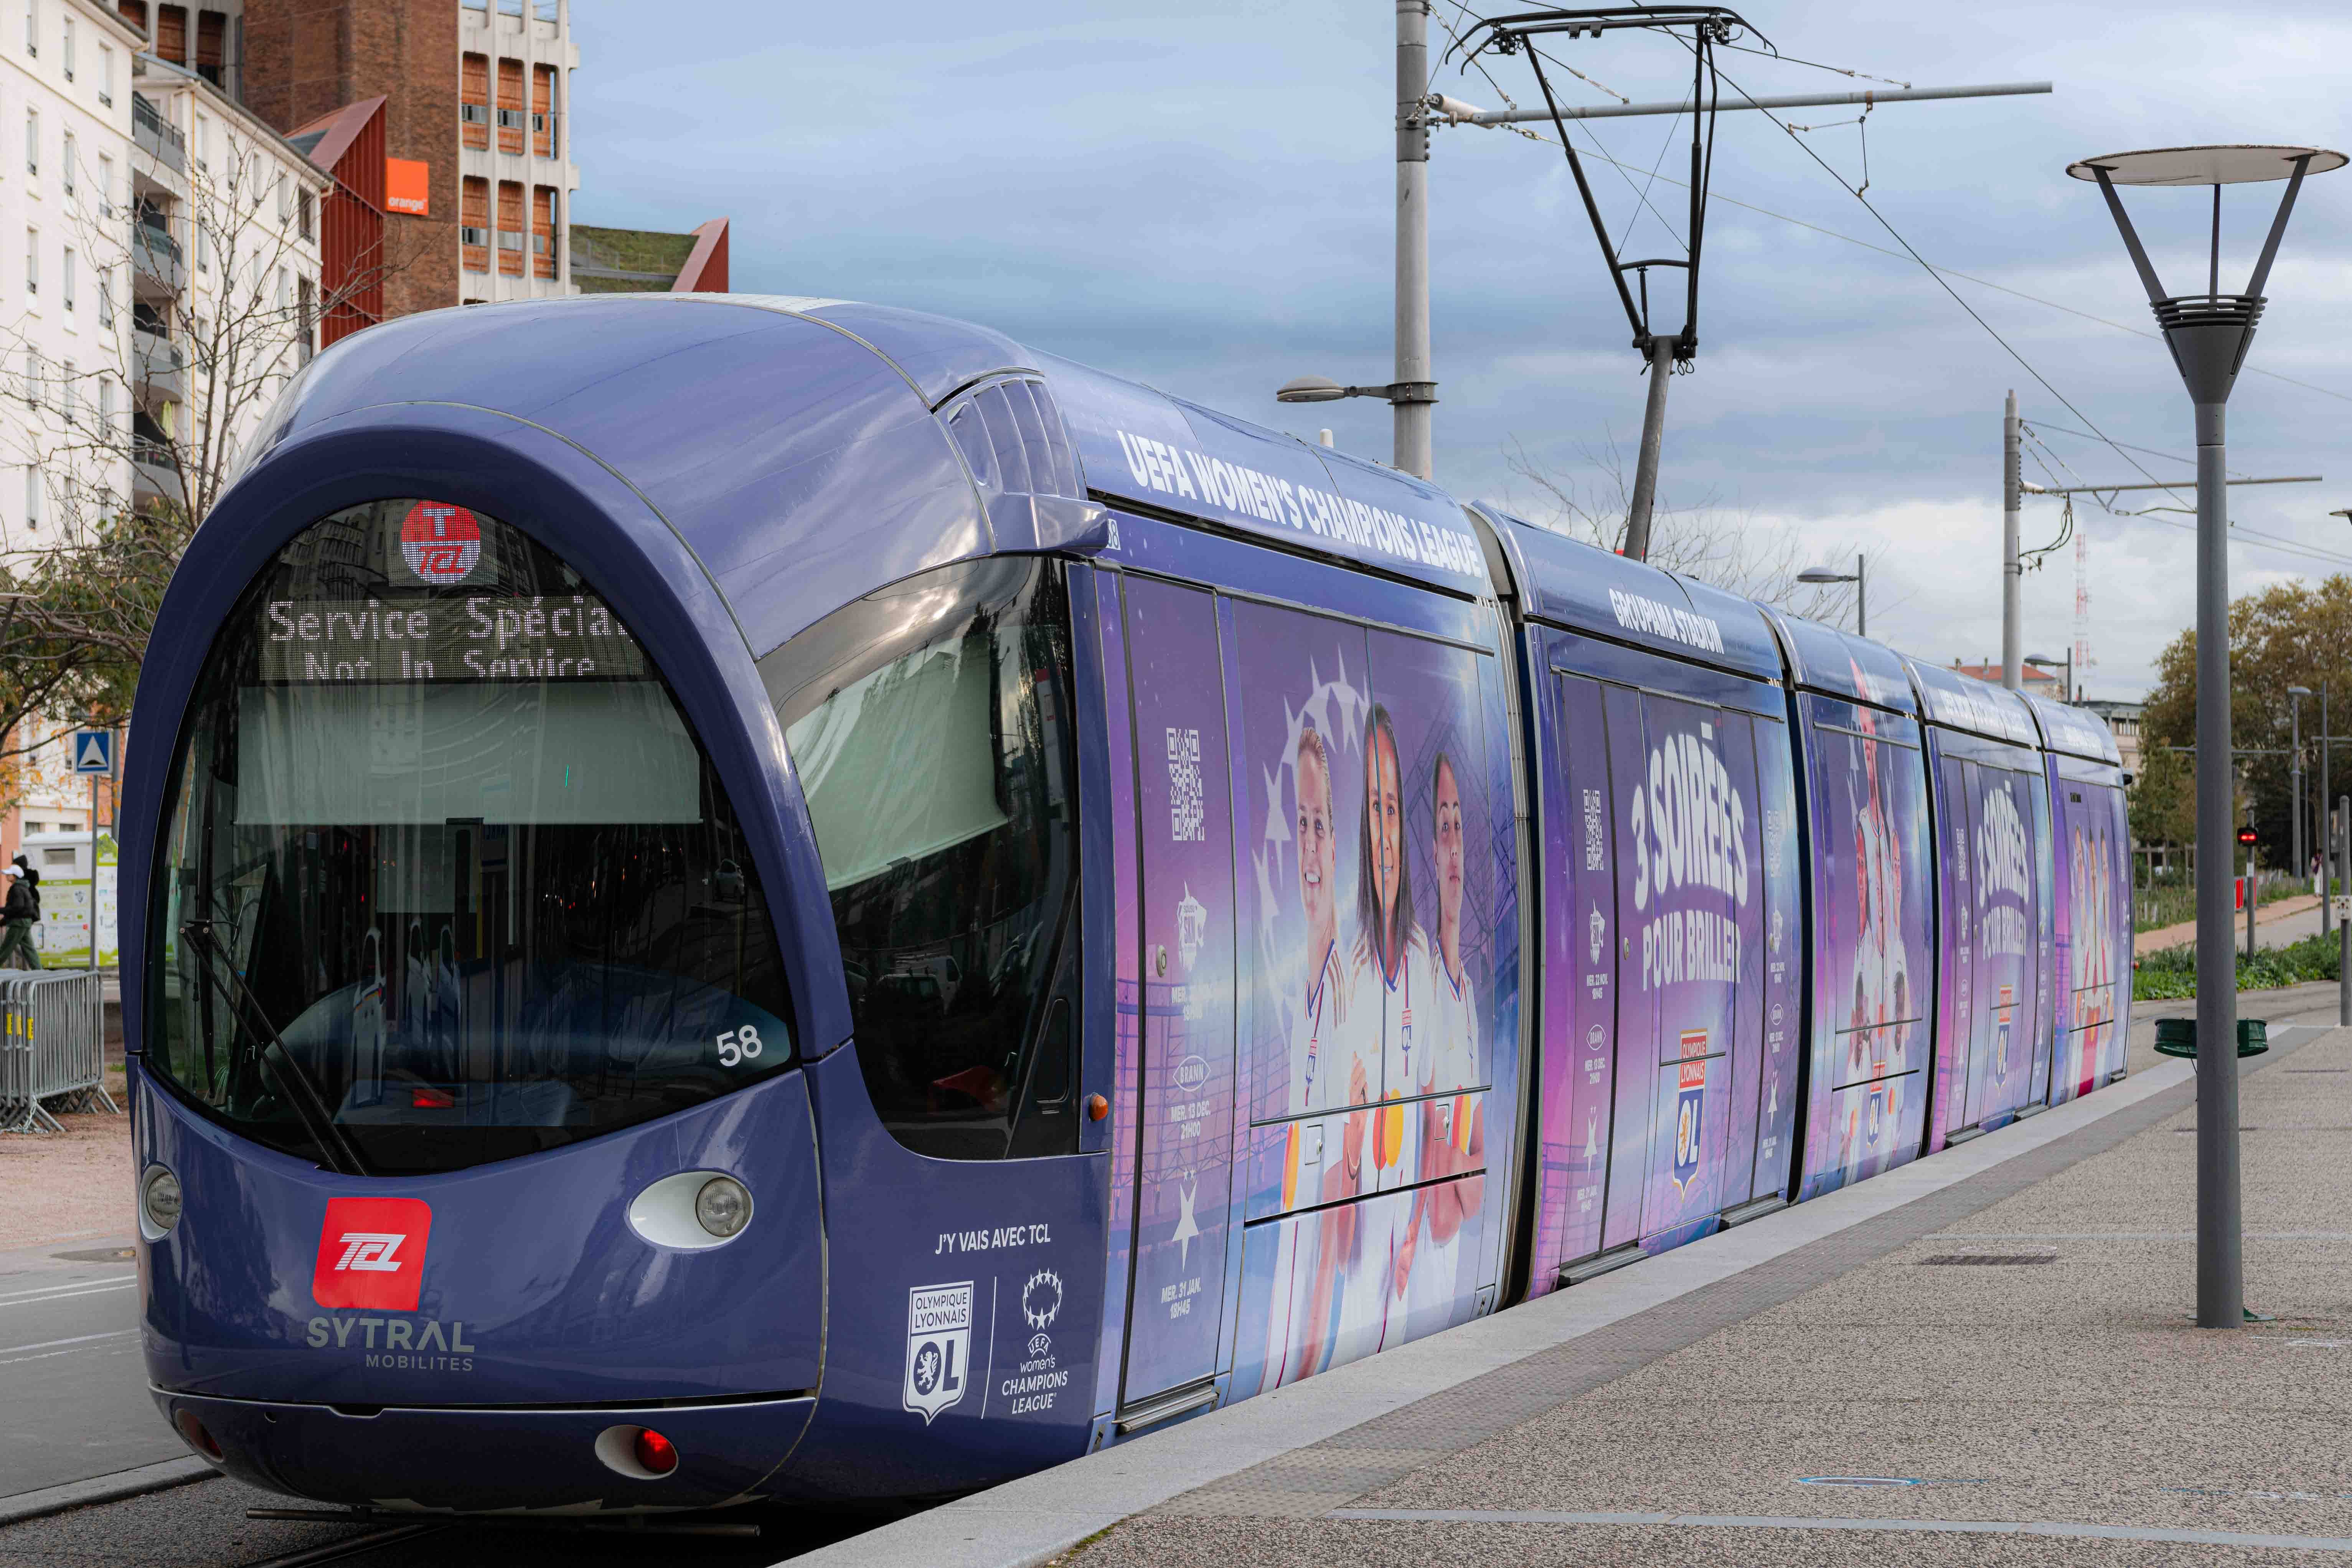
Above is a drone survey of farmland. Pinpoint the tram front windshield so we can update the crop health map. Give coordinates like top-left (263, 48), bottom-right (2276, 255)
top-left (149, 500), bottom-right (793, 1174)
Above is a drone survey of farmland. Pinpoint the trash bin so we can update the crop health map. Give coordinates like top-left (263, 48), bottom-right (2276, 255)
top-left (2154, 1017), bottom-right (2268, 1058)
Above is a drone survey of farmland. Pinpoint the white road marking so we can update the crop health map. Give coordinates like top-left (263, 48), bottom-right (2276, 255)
top-left (1329, 1509), bottom-right (2352, 1550)
top-left (0, 1329), bottom-right (138, 1357)
top-left (0, 1277), bottom-right (137, 1309)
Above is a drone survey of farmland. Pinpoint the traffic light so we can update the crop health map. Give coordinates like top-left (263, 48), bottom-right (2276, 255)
top-left (2238, 825), bottom-right (2260, 846)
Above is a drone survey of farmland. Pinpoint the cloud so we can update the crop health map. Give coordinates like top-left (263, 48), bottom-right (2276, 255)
top-left (571, 0), bottom-right (2352, 698)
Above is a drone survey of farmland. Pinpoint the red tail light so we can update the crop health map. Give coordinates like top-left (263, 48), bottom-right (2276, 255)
top-left (173, 1408), bottom-right (223, 1461)
top-left (633, 1427), bottom-right (678, 1475)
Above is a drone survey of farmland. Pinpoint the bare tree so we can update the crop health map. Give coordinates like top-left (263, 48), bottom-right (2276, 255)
top-left (0, 76), bottom-right (416, 767)
top-left (1502, 434), bottom-right (1884, 627)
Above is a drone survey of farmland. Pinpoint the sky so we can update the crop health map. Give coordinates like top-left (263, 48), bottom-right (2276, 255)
top-left (567, 0), bottom-right (2352, 701)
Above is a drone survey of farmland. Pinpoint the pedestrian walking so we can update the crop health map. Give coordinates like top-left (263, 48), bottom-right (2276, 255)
top-left (0, 864), bottom-right (41, 969)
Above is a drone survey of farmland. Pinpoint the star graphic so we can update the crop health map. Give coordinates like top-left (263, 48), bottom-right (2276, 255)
top-left (1172, 1174), bottom-right (1201, 1270)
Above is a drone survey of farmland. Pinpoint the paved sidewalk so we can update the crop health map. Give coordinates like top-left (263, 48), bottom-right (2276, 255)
top-left (2137, 894), bottom-right (2325, 957)
top-left (1057, 1013), bottom-right (2352, 1565)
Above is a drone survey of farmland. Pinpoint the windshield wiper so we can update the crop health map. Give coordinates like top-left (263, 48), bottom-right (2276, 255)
top-left (179, 920), bottom-right (371, 1177)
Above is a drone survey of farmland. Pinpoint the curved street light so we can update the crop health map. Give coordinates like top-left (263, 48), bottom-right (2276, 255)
top-left (1796, 554), bottom-right (1865, 637)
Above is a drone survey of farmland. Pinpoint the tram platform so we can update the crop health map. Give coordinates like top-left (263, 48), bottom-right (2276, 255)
top-left (802, 984), bottom-right (2352, 1568)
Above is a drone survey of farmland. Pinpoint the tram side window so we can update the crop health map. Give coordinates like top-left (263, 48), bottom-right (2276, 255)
top-left (763, 558), bottom-right (1080, 1160)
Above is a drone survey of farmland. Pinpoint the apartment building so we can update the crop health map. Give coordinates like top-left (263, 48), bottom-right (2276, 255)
top-left (121, 48), bottom-right (326, 513)
top-left (453, 0), bottom-right (572, 301)
top-left (0, 0), bottom-right (143, 552)
top-left (228, 0), bottom-right (574, 312)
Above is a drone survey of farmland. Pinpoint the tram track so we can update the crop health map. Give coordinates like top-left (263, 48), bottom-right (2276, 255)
top-left (238, 1522), bottom-right (452, 1568)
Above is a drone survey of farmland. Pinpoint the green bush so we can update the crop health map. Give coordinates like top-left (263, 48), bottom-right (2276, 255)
top-left (2134, 932), bottom-right (2344, 1000)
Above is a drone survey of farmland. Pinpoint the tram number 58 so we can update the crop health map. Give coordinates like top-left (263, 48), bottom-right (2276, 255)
top-left (716, 1026), bottom-right (766, 1067)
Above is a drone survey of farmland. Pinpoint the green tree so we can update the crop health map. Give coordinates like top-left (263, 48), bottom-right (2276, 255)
top-left (2129, 735), bottom-right (2194, 847)
top-left (2141, 574), bottom-right (2352, 866)
top-left (0, 505), bottom-right (192, 767)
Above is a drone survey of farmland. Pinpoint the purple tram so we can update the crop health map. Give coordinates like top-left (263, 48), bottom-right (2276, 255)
top-left (120, 295), bottom-right (2131, 1514)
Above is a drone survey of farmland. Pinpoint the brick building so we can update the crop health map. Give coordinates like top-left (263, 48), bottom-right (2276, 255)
top-left (122, 0), bottom-right (579, 313)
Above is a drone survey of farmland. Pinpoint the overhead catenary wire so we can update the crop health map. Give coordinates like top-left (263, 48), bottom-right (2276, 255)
top-left (1428, 10), bottom-right (2352, 410)
top-left (2021, 423), bottom-right (2352, 571)
top-left (1433, 10), bottom-right (2352, 574)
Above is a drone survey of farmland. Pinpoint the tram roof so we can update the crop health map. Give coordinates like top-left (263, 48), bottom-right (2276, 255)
top-left (2022, 692), bottom-right (2123, 765)
top-left (1904, 657), bottom-right (2040, 748)
top-left (234, 294), bottom-right (1495, 655)
top-left (1758, 608), bottom-right (1920, 717)
top-left (1470, 505), bottom-right (1783, 683)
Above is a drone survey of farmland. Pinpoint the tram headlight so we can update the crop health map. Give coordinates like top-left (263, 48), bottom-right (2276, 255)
top-left (140, 1166), bottom-right (183, 1236)
top-left (694, 1176), bottom-right (752, 1239)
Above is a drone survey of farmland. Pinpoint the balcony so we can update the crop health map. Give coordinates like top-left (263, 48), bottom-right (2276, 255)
top-left (132, 94), bottom-right (185, 175)
top-left (131, 437), bottom-right (183, 507)
top-left (132, 220), bottom-right (185, 294)
top-left (133, 326), bottom-right (184, 404)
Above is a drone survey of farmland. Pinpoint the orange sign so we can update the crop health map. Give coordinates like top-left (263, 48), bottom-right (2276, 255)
top-left (385, 158), bottom-right (429, 216)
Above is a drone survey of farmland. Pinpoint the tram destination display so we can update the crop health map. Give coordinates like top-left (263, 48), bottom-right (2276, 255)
top-left (259, 594), bottom-right (651, 684)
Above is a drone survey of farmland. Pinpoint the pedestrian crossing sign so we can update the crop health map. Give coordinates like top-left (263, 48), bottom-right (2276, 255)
top-left (71, 730), bottom-right (112, 774)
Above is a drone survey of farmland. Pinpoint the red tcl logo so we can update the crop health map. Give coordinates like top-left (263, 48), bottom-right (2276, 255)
top-left (312, 1197), bottom-right (432, 1311)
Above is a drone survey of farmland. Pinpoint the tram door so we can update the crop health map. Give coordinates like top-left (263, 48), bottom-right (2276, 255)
top-left (1113, 577), bottom-right (1238, 1414)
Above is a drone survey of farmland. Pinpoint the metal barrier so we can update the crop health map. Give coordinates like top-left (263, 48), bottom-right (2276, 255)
top-left (0, 971), bottom-right (116, 1133)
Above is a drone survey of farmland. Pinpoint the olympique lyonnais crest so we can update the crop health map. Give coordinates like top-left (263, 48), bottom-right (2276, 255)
top-left (1994, 983), bottom-right (2015, 1084)
top-left (1865, 1082), bottom-right (1887, 1148)
top-left (399, 501), bottom-right (483, 584)
top-left (1176, 886), bottom-right (1207, 974)
top-left (903, 1281), bottom-right (973, 1425)
top-left (1671, 1054), bottom-right (1707, 1197)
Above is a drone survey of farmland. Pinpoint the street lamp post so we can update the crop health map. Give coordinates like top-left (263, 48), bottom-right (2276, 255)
top-left (2070, 142), bottom-right (2344, 1330)
top-left (2027, 652), bottom-right (2073, 703)
top-left (2290, 686), bottom-right (2314, 885)
top-left (1797, 554), bottom-right (1866, 637)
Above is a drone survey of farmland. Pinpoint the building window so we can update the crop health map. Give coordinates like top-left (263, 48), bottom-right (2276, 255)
top-left (60, 15), bottom-right (71, 79)
top-left (21, 350), bottom-right (38, 407)
top-left (97, 41), bottom-right (110, 106)
top-left (25, 108), bottom-right (35, 176)
top-left (155, 3), bottom-right (185, 64)
top-left (460, 52), bottom-right (489, 149)
top-left (60, 129), bottom-right (72, 195)
top-left (194, 7), bottom-right (222, 86)
top-left (495, 179), bottom-right (523, 275)
top-left (23, 0), bottom-right (34, 57)
top-left (24, 467), bottom-right (40, 533)
top-left (296, 275), bottom-right (313, 363)
top-left (97, 265), bottom-right (112, 327)
top-left (274, 171), bottom-right (287, 221)
top-left (25, 227), bottom-right (36, 296)
top-left (97, 154), bottom-right (112, 218)
top-left (195, 217), bottom-right (209, 272)
top-left (98, 375), bottom-right (111, 434)
top-left (496, 58), bottom-right (523, 153)
top-left (61, 244), bottom-right (72, 310)
top-left (60, 356), bottom-right (73, 423)
top-left (532, 63), bottom-right (555, 157)
top-left (531, 184), bottom-right (554, 279)
top-left (296, 187), bottom-right (313, 241)
top-left (461, 175), bottom-right (489, 271)
top-left (192, 111), bottom-right (207, 171)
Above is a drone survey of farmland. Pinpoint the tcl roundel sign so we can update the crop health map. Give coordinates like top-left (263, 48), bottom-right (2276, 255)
top-left (399, 501), bottom-right (483, 584)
